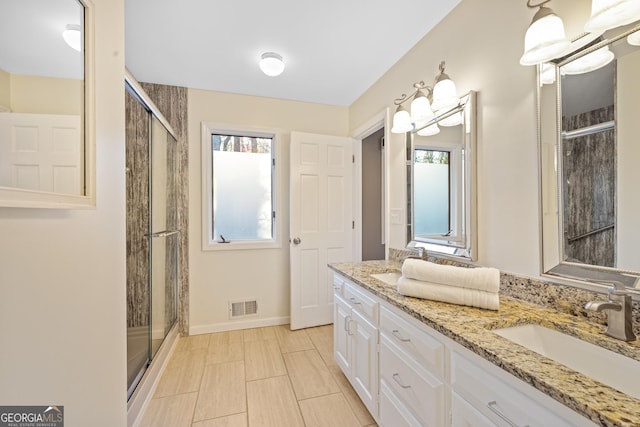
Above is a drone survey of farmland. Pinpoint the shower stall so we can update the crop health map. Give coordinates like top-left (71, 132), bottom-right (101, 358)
top-left (125, 73), bottom-right (179, 400)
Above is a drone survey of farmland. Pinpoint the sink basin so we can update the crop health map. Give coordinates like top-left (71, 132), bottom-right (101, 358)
top-left (370, 272), bottom-right (401, 287)
top-left (493, 324), bottom-right (640, 399)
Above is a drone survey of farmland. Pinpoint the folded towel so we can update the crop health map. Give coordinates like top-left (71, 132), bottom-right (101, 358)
top-left (397, 277), bottom-right (500, 311)
top-left (402, 258), bottom-right (500, 293)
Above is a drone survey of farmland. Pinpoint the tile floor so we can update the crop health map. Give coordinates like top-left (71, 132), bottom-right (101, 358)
top-left (138, 324), bottom-right (378, 427)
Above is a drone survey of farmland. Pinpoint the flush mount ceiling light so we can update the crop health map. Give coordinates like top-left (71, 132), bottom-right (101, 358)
top-left (259, 52), bottom-right (285, 77)
top-left (62, 24), bottom-right (82, 52)
top-left (584, 0), bottom-right (640, 33)
top-left (391, 61), bottom-right (460, 134)
top-left (520, 0), bottom-right (571, 66)
top-left (561, 45), bottom-right (615, 75)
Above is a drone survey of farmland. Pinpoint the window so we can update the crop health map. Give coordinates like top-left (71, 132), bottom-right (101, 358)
top-left (202, 124), bottom-right (279, 250)
top-left (413, 149), bottom-right (450, 236)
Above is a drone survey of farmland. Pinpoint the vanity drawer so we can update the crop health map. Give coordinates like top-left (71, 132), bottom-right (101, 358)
top-left (380, 333), bottom-right (446, 427)
top-left (332, 273), bottom-right (344, 296)
top-left (451, 391), bottom-right (497, 427)
top-left (343, 280), bottom-right (378, 323)
top-left (379, 380), bottom-right (423, 427)
top-left (380, 305), bottom-right (445, 378)
top-left (451, 351), bottom-right (578, 427)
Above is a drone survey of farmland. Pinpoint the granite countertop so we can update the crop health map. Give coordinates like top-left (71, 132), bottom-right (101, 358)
top-left (329, 260), bottom-right (640, 427)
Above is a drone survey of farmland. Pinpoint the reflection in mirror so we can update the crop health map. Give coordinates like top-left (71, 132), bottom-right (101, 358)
top-left (539, 23), bottom-right (640, 289)
top-left (407, 91), bottom-right (476, 260)
top-left (0, 0), bottom-right (93, 207)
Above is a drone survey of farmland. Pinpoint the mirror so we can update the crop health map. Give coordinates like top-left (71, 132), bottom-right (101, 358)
top-left (0, 0), bottom-right (94, 208)
top-left (539, 23), bottom-right (640, 289)
top-left (407, 91), bottom-right (477, 260)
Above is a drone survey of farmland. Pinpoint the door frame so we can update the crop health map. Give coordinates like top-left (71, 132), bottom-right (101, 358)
top-left (351, 108), bottom-right (391, 261)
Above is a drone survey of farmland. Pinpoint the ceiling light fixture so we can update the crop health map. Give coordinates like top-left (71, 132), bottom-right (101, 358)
top-left (62, 24), bottom-right (82, 52)
top-left (520, 0), bottom-right (571, 66)
top-left (259, 52), bottom-right (285, 77)
top-left (391, 61), bottom-right (460, 134)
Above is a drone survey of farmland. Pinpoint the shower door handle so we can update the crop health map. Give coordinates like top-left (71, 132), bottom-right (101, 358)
top-left (146, 230), bottom-right (180, 238)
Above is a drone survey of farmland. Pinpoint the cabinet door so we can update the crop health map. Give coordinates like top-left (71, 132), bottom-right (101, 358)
top-left (352, 309), bottom-right (379, 419)
top-left (334, 294), bottom-right (352, 373)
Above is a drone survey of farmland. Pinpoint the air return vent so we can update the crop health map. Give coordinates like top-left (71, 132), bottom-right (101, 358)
top-left (229, 299), bottom-right (258, 318)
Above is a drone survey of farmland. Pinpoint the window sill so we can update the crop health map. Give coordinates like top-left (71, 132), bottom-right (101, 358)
top-left (202, 239), bottom-right (282, 251)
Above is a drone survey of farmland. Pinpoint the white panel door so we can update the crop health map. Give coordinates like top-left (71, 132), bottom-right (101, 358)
top-left (290, 131), bottom-right (353, 330)
top-left (0, 113), bottom-right (82, 194)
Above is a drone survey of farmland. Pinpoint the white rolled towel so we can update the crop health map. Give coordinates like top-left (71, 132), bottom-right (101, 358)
top-left (397, 277), bottom-right (499, 311)
top-left (401, 258), bottom-right (500, 293)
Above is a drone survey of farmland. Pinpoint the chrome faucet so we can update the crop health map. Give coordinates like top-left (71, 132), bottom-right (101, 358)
top-left (585, 281), bottom-right (636, 342)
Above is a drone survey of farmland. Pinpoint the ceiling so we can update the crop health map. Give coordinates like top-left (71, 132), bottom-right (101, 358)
top-left (125, 0), bottom-right (461, 106)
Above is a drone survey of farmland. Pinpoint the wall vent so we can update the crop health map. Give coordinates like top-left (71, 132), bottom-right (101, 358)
top-left (229, 299), bottom-right (258, 318)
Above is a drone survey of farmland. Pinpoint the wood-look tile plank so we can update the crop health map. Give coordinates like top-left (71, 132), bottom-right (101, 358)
top-left (298, 393), bottom-right (362, 427)
top-left (243, 326), bottom-right (277, 342)
top-left (329, 365), bottom-right (376, 426)
top-left (207, 330), bottom-right (244, 364)
top-left (176, 334), bottom-right (211, 351)
top-left (244, 339), bottom-right (286, 381)
top-left (139, 392), bottom-right (198, 427)
top-left (306, 324), bottom-right (337, 368)
top-left (246, 376), bottom-right (305, 427)
top-left (194, 361), bottom-right (246, 421)
top-left (283, 350), bottom-right (339, 400)
top-left (274, 324), bottom-right (315, 353)
top-left (154, 349), bottom-right (207, 397)
top-left (191, 413), bottom-right (247, 427)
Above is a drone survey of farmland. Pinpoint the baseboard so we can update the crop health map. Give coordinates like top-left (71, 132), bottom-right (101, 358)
top-left (189, 316), bottom-right (290, 335)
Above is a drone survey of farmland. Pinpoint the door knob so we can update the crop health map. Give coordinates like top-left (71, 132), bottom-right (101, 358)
top-left (292, 237), bottom-right (301, 245)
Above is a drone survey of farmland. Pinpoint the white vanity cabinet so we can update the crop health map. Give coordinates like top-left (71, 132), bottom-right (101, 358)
top-left (331, 271), bottom-right (598, 427)
top-left (379, 305), bottom-right (447, 427)
top-left (333, 277), bottom-right (379, 419)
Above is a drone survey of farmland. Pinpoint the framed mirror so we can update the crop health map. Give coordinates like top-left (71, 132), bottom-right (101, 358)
top-left (0, 0), bottom-right (95, 208)
top-left (407, 91), bottom-right (477, 260)
top-left (539, 23), bottom-right (640, 289)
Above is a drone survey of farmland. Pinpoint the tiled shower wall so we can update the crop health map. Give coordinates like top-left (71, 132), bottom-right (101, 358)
top-left (126, 82), bottom-right (189, 335)
top-left (562, 105), bottom-right (615, 267)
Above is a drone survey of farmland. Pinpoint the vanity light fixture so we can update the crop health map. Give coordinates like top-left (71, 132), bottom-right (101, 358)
top-left (584, 0), bottom-right (640, 33)
top-left (628, 29), bottom-right (640, 45)
top-left (521, 0), bottom-right (640, 66)
top-left (520, 0), bottom-right (571, 66)
top-left (391, 61), bottom-right (460, 134)
top-left (539, 63), bottom-right (557, 85)
top-left (259, 52), bottom-right (285, 77)
top-left (561, 45), bottom-right (615, 75)
top-left (62, 24), bottom-right (82, 52)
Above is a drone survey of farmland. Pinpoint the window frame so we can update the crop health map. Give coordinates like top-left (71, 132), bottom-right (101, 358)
top-left (201, 122), bottom-right (281, 251)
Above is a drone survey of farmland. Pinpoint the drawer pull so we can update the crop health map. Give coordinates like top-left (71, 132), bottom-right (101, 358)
top-left (392, 329), bottom-right (411, 342)
top-left (344, 315), bottom-right (351, 332)
top-left (392, 373), bottom-right (411, 389)
top-left (349, 297), bottom-right (362, 305)
top-left (487, 401), bottom-right (529, 427)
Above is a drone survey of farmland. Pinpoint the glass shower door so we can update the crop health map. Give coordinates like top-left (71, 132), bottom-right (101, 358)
top-left (149, 116), bottom-right (178, 358)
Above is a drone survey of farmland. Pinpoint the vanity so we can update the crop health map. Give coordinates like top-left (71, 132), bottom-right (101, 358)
top-left (330, 260), bottom-right (640, 427)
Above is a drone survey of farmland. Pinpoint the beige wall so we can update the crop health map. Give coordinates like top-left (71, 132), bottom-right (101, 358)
top-left (350, 0), bottom-right (541, 276)
top-left (0, 0), bottom-right (127, 425)
top-left (188, 89), bottom-right (349, 333)
top-left (0, 68), bottom-right (9, 110)
top-left (10, 74), bottom-right (83, 115)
